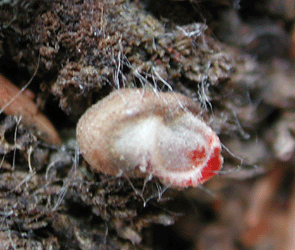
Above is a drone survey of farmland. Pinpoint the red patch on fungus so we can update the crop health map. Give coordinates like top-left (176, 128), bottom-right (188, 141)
top-left (183, 179), bottom-right (192, 187)
top-left (188, 147), bottom-right (206, 162)
top-left (199, 147), bottom-right (222, 183)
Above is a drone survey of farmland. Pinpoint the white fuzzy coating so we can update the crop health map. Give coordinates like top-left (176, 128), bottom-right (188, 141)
top-left (113, 116), bottom-right (160, 171)
top-left (76, 88), bottom-right (223, 188)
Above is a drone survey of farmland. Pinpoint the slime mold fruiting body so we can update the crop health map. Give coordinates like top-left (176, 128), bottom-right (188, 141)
top-left (76, 88), bottom-right (223, 188)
